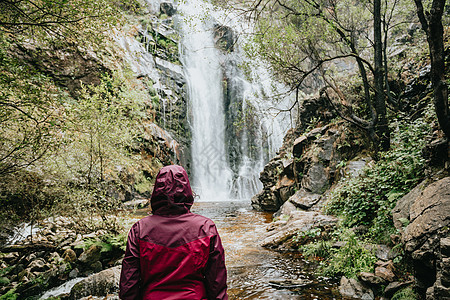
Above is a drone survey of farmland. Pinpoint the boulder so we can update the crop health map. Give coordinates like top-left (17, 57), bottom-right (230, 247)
top-left (213, 24), bottom-right (235, 52)
top-left (301, 162), bottom-right (329, 194)
top-left (293, 135), bottom-right (308, 158)
top-left (267, 172), bottom-right (297, 208)
top-left (63, 249), bottom-right (77, 263)
top-left (339, 276), bottom-right (374, 299)
top-left (383, 281), bottom-right (413, 298)
top-left (288, 188), bottom-right (321, 210)
top-left (402, 178), bottom-right (450, 252)
top-left (27, 259), bottom-right (47, 272)
top-left (375, 266), bottom-right (395, 282)
top-left (342, 159), bottom-right (371, 179)
top-left (160, 2), bottom-right (176, 17)
top-left (363, 244), bottom-right (397, 261)
top-left (78, 244), bottom-right (102, 265)
top-left (392, 177), bottom-right (450, 297)
top-left (69, 266), bottom-right (121, 300)
top-left (261, 210), bottom-right (337, 249)
top-left (251, 188), bottom-right (279, 212)
top-left (358, 272), bottom-right (385, 285)
top-left (273, 201), bottom-right (297, 218)
top-left (427, 237), bottom-right (450, 299)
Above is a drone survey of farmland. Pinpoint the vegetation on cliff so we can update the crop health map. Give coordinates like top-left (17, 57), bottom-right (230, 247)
top-left (0, 0), bottom-right (171, 237)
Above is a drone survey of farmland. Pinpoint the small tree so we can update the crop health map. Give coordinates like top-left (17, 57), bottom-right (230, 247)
top-left (218, 0), bottom-right (417, 152)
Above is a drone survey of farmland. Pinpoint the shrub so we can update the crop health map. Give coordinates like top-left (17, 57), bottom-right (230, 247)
top-left (325, 113), bottom-right (432, 242)
top-left (321, 229), bottom-right (377, 278)
top-left (391, 287), bottom-right (419, 300)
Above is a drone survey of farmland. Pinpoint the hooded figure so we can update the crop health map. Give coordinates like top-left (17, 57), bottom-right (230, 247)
top-left (119, 165), bottom-right (228, 300)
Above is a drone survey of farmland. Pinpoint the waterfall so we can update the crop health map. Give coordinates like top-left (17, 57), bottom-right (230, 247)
top-left (177, 0), bottom-right (292, 201)
top-left (178, 0), bottom-right (233, 201)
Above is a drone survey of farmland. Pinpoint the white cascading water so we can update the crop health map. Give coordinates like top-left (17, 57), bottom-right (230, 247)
top-left (178, 0), bottom-right (292, 200)
top-left (178, 0), bottom-right (233, 201)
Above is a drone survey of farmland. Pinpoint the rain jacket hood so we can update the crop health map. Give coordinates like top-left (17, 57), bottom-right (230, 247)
top-left (150, 165), bottom-right (194, 215)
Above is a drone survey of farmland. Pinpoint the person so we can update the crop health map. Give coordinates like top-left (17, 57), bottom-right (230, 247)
top-left (119, 165), bottom-right (228, 300)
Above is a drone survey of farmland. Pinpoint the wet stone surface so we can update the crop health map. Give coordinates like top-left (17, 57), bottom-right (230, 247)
top-left (190, 200), bottom-right (341, 300)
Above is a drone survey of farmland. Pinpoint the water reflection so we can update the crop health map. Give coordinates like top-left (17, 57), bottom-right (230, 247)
top-left (190, 201), bottom-right (341, 300)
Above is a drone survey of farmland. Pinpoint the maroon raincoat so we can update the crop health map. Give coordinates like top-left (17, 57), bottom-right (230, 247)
top-left (119, 165), bottom-right (228, 300)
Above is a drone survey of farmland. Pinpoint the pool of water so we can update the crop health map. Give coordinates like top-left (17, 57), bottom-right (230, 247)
top-left (190, 200), bottom-right (341, 300)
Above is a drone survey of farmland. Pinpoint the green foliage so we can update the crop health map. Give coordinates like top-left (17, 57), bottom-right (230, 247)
top-left (134, 171), bottom-right (153, 195)
top-left (0, 0), bottom-right (122, 48)
top-left (0, 266), bottom-right (13, 277)
top-left (0, 289), bottom-right (17, 300)
top-left (0, 33), bottom-right (64, 176)
top-left (52, 73), bottom-right (144, 186)
top-left (0, 276), bottom-right (10, 285)
top-left (391, 287), bottom-right (419, 300)
top-left (326, 114), bottom-right (431, 241)
top-left (301, 239), bottom-right (332, 259)
top-left (76, 232), bottom-right (127, 253)
top-left (292, 228), bottom-right (322, 244)
top-left (305, 229), bottom-right (377, 278)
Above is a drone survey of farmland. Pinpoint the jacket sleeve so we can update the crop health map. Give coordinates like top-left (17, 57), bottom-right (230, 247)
top-left (119, 223), bottom-right (141, 300)
top-left (204, 225), bottom-right (228, 300)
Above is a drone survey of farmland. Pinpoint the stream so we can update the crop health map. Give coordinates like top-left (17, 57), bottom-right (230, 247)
top-left (37, 200), bottom-right (341, 299)
top-left (189, 200), bottom-right (341, 299)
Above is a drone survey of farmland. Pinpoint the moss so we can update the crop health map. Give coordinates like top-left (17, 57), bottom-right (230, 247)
top-left (0, 276), bottom-right (10, 285)
top-left (391, 287), bottom-right (419, 300)
top-left (0, 289), bottom-right (17, 300)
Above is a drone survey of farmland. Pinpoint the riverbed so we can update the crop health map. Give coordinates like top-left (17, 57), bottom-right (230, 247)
top-left (190, 200), bottom-right (341, 300)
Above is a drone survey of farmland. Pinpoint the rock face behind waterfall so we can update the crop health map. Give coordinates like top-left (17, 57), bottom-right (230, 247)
top-left (251, 94), bottom-right (365, 213)
top-left (392, 177), bottom-right (450, 299)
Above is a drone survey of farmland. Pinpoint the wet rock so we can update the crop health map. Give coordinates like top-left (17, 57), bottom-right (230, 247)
top-left (261, 210), bottom-right (337, 249)
top-left (339, 276), bottom-right (374, 299)
top-left (301, 162), bottom-right (329, 194)
top-left (358, 272), bottom-right (385, 285)
top-left (273, 201), bottom-right (297, 218)
top-left (266, 220), bottom-right (288, 232)
top-left (78, 244), bottom-right (102, 265)
top-left (276, 175), bottom-right (296, 203)
top-left (268, 278), bottom-right (313, 288)
top-left (69, 268), bottom-right (79, 279)
top-left (375, 266), bottom-right (395, 282)
top-left (251, 188), bottom-right (279, 212)
top-left (288, 188), bottom-right (321, 210)
top-left (393, 177), bottom-right (450, 297)
top-left (90, 261), bottom-right (103, 273)
top-left (363, 244), bottom-right (397, 261)
top-left (63, 249), bottom-right (77, 263)
top-left (122, 198), bottom-right (149, 210)
top-left (293, 135), bottom-right (308, 158)
top-left (1, 252), bottom-right (19, 263)
top-left (342, 159), bottom-right (371, 178)
top-left (384, 281), bottom-right (413, 298)
top-left (160, 2), bottom-right (176, 17)
top-left (69, 266), bottom-right (121, 300)
top-left (213, 24), bottom-right (235, 52)
top-left (28, 259), bottom-right (47, 272)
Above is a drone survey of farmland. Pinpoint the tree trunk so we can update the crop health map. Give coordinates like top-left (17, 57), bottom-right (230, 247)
top-left (414, 0), bottom-right (450, 139)
top-left (374, 0), bottom-right (390, 151)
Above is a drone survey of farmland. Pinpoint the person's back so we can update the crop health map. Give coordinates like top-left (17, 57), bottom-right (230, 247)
top-left (119, 165), bottom-right (228, 300)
